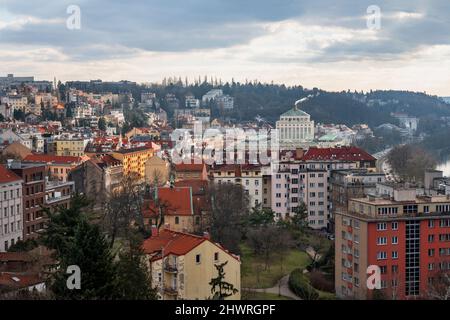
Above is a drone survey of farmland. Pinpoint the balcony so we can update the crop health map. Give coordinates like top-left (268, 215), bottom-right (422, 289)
top-left (164, 263), bottom-right (178, 273)
top-left (163, 286), bottom-right (178, 295)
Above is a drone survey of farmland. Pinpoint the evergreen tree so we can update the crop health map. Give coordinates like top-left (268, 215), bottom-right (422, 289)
top-left (209, 261), bottom-right (238, 300)
top-left (41, 195), bottom-right (117, 300)
top-left (114, 233), bottom-right (157, 300)
top-left (98, 117), bottom-right (107, 131)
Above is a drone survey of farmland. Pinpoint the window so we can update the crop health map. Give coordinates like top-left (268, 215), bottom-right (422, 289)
top-left (175, 217), bottom-right (180, 224)
top-left (195, 254), bottom-right (201, 264)
top-left (380, 266), bottom-right (387, 274)
top-left (392, 236), bottom-right (398, 244)
top-left (392, 222), bottom-right (398, 230)
top-left (377, 251), bottom-right (387, 260)
top-left (214, 252), bottom-right (219, 261)
top-left (377, 237), bottom-right (387, 245)
top-left (377, 223), bottom-right (387, 231)
top-left (428, 249), bottom-right (435, 257)
top-left (428, 234), bottom-right (434, 243)
top-left (429, 220), bottom-right (435, 228)
top-left (392, 251), bottom-right (398, 259)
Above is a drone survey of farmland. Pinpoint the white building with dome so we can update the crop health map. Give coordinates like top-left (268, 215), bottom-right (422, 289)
top-left (276, 98), bottom-right (315, 149)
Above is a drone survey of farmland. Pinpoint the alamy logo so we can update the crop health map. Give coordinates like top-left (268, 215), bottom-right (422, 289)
top-left (366, 5), bottom-right (381, 30)
top-left (366, 265), bottom-right (381, 290)
top-left (66, 265), bottom-right (81, 289)
top-left (66, 5), bottom-right (81, 30)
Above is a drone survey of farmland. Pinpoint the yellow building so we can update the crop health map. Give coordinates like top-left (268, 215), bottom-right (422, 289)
top-left (145, 155), bottom-right (170, 186)
top-left (112, 146), bottom-right (154, 178)
top-left (142, 228), bottom-right (241, 300)
top-left (50, 138), bottom-right (87, 157)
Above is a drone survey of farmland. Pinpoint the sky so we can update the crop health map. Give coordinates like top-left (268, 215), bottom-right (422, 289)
top-left (1, 0), bottom-right (449, 95)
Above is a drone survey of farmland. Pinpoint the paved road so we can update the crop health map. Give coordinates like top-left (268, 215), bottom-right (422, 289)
top-left (244, 275), bottom-right (301, 300)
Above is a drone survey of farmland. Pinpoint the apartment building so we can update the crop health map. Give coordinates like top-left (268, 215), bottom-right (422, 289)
top-left (335, 183), bottom-right (450, 300)
top-left (48, 138), bottom-right (88, 157)
top-left (23, 154), bottom-right (85, 182)
top-left (271, 147), bottom-right (377, 229)
top-left (142, 227), bottom-right (241, 300)
top-left (174, 163), bottom-right (208, 181)
top-left (209, 164), bottom-right (263, 208)
top-left (112, 146), bottom-right (154, 178)
top-left (330, 169), bottom-right (386, 230)
top-left (10, 162), bottom-right (46, 241)
top-left (44, 180), bottom-right (74, 213)
top-left (69, 154), bottom-right (123, 209)
top-left (143, 186), bottom-right (195, 233)
top-left (0, 166), bottom-right (23, 252)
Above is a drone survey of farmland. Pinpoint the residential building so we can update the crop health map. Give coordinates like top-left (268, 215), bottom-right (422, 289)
top-left (185, 95), bottom-right (200, 108)
top-left (23, 154), bottom-right (85, 182)
top-left (143, 186), bottom-right (195, 233)
top-left (69, 154), bottom-right (123, 210)
top-left (49, 137), bottom-right (88, 157)
top-left (9, 162), bottom-right (45, 241)
top-left (1, 141), bottom-right (32, 160)
top-left (335, 183), bottom-right (450, 299)
top-left (174, 163), bottom-right (208, 181)
top-left (271, 147), bottom-right (377, 229)
top-left (209, 164), bottom-right (263, 208)
top-left (112, 146), bottom-right (154, 178)
top-left (142, 227), bottom-right (241, 300)
top-left (0, 166), bottom-right (23, 252)
top-left (331, 169), bottom-right (386, 230)
top-left (145, 155), bottom-right (170, 186)
top-left (44, 180), bottom-right (74, 213)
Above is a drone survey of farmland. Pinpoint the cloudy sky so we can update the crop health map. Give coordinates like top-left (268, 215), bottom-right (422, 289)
top-left (1, 0), bottom-right (449, 95)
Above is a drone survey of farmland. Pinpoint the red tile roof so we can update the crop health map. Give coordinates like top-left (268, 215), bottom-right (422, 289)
top-left (0, 272), bottom-right (44, 289)
top-left (24, 154), bottom-right (82, 164)
top-left (142, 229), bottom-right (240, 262)
top-left (301, 146), bottom-right (376, 162)
top-left (143, 187), bottom-right (193, 218)
top-left (174, 163), bottom-right (205, 172)
top-left (0, 165), bottom-right (22, 184)
top-left (142, 229), bottom-right (205, 258)
top-left (174, 180), bottom-right (208, 195)
top-left (0, 252), bottom-right (34, 262)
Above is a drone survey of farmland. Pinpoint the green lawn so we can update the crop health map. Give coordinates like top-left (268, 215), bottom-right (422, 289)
top-left (241, 243), bottom-right (310, 289)
top-left (243, 291), bottom-right (293, 300)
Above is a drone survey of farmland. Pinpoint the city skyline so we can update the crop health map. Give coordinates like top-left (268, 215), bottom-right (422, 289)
top-left (1, 0), bottom-right (450, 95)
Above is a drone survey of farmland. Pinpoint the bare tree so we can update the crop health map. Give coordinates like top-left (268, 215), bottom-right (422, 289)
top-left (427, 270), bottom-right (450, 300)
top-left (102, 173), bottom-right (146, 247)
top-left (207, 183), bottom-right (250, 253)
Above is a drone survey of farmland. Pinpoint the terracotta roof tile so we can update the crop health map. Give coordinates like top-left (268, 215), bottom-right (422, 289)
top-left (0, 165), bottom-right (22, 184)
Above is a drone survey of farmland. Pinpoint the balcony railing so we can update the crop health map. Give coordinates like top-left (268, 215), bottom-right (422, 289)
top-left (163, 286), bottom-right (178, 295)
top-left (164, 263), bottom-right (178, 273)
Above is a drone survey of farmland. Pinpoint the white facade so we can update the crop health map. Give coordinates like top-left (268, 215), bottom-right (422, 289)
top-left (0, 175), bottom-right (23, 252)
top-left (272, 159), bottom-right (357, 229)
top-left (210, 165), bottom-right (263, 208)
top-left (185, 96), bottom-right (200, 108)
top-left (276, 106), bottom-right (315, 148)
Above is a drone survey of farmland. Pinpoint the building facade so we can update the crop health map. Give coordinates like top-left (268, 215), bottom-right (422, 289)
top-left (143, 228), bottom-right (241, 300)
top-left (0, 166), bottom-right (23, 252)
top-left (335, 184), bottom-right (450, 300)
top-left (10, 162), bottom-right (46, 241)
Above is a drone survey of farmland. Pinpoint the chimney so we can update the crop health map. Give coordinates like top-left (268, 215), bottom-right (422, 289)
top-left (203, 232), bottom-right (210, 240)
top-left (151, 225), bottom-right (158, 237)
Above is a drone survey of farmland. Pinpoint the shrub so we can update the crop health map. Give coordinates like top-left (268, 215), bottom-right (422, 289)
top-left (288, 269), bottom-right (319, 300)
top-left (309, 270), bottom-right (334, 292)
